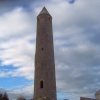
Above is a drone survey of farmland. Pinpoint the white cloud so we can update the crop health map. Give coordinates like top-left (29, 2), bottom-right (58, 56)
top-left (0, 7), bottom-right (36, 80)
top-left (0, 7), bottom-right (34, 40)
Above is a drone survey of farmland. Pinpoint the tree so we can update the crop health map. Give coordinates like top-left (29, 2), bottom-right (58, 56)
top-left (0, 93), bottom-right (3, 100)
top-left (17, 96), bottom-right (26, 100)
top-left (2, 92), bottom-right (9, 100)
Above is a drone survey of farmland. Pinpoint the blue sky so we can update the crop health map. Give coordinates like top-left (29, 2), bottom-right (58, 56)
top-left (0, 0), bottom-right (100, 100)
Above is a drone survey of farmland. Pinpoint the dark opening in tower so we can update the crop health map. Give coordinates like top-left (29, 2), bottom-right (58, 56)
top-left (42, 48), bottom-right (44, 51)
top-left (40, 80), bottom-right (43, 88)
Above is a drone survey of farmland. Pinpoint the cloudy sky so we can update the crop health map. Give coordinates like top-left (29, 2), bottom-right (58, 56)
top-left (0, 0), bottom-right (100, 100)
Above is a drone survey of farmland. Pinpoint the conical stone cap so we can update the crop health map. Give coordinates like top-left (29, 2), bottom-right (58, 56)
top-left (38, 7), bottom-right (50, 16)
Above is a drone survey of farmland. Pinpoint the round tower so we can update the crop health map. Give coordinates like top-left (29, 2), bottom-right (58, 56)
top-left (95, 90), bottom-right (100, 100)
top-left (34, 7), bottom-right (57, 100)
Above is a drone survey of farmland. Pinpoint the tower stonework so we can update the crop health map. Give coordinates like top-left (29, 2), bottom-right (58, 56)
top-left (34, 7), bottom-right (57, 100)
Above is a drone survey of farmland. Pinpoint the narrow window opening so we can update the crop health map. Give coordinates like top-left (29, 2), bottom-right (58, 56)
top-left (42, 48), bottom-right (44, 51)
top-left (40, 80), bottom-right (43, 88)
top-left (49, 17), bottom-right (50, 20)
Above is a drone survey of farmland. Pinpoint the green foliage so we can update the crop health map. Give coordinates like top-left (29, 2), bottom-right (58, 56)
top-left (0, 93), bottom-right (27, 100)
top-left (17, 96), bottom-right (26, 100)
top-left (2, 92), bottom-right (9, 100)
top-left (0, 92), bottom-right (9, 100)
top-left (0, 93), bottom-right (3, 100)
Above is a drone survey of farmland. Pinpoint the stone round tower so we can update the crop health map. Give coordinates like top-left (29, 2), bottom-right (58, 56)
top-left (34, 7), bottom-right (57, 100)
top-left (95, 90), bottom-right (100, 100)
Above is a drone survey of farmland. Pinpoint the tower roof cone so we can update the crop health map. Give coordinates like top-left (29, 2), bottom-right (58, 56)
top-left (39, 7), bottom-right (50, 15)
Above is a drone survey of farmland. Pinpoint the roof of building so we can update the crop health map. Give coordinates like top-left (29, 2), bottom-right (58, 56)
top-left (39, 7), bottom-right (50, 15)
top-left (80, 97), bottom-right (96, 100)
top-left (95, 90), bottom-right (100, 95)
